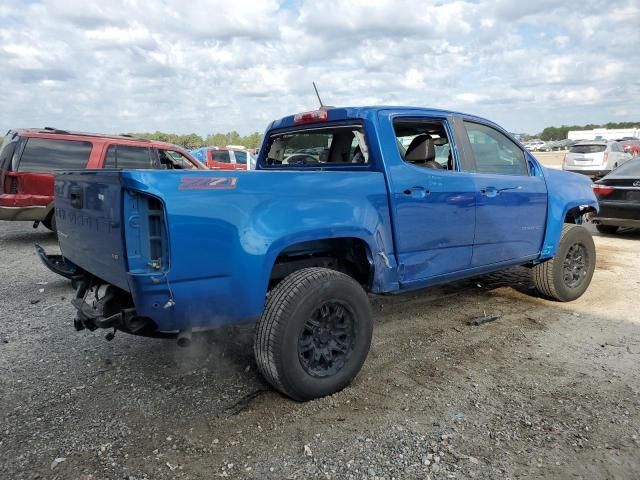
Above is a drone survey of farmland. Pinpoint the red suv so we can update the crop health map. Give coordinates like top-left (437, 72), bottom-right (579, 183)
top-left (0, 128), bottom-right (203, 233)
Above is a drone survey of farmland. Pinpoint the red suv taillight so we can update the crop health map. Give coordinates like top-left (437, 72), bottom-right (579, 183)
top-left (3, 175), bottom-right (18, 194)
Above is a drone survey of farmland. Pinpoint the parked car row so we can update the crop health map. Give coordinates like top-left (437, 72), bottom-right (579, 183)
top-left (0, 128), bottom-right (203, 234)
top-left (523, 139), bottom-right (578, 152)
top-left (0, 128), bottom-right (262, 235)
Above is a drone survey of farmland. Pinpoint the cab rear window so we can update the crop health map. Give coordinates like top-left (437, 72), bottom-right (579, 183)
top-left (17, 138), bottom-right (92, 173)
top-left (264, 125), bottom-right (368, 168)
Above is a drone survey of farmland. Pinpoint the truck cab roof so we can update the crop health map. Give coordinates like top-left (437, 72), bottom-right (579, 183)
top-left (267, 106), bottom-right (492, 131)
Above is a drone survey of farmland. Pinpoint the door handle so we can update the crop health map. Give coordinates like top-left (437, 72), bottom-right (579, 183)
top-left (403, 186), bottom-right (429, 199)
top-left (69, 186), bottom-right (83, 209)
top-left (480, 186), bottom-right (498, 198)
top-left (480, 185), bottom-right (522, 198)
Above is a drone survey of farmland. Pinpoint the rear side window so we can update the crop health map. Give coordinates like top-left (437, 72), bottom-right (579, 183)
top-left (104, 145), bottom-right (153, 169)
top-left (570, 144), bottom-right (606, 154)
top-left (211, 151), bottom-right (231, 163)
top-left (17, 138), bottom-right (92, 173)
top-left (463, 122), bottom-right (528, 176)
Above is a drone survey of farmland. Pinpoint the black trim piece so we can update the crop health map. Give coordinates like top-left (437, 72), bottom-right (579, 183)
top-left (449, 116), bottom-right (477, 172)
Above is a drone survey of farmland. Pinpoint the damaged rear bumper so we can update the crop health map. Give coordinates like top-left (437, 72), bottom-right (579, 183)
top-left (35, 244), bottom-right (80, 280)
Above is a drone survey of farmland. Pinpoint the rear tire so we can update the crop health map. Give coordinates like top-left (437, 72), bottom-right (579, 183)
top-left (254, 267), bottom-right (373, 401)
top-left (531, 224), bottom-right (596, 302)
top-left (595, 224), bottom-right (618, 235)
top-left (42, 211), bottom-right (57, 237)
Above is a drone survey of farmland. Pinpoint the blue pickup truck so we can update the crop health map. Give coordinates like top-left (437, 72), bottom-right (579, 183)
top-left (41, 106), bottom-right (598, 401)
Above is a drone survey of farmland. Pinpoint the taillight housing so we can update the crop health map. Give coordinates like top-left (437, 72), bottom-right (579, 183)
top-left (602, 152), bottom-right (608, 164)
top-left (293, 110), bottom-right (328, 125)
top-left (3, 175), bottom-right (18, 194)
top-left (592, 184), bottom-right (614, 197)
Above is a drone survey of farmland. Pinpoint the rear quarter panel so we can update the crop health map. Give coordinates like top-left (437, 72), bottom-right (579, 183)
top-left (120, 169), bottom-right (395, 330)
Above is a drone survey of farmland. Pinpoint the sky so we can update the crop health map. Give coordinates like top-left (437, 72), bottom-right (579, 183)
top-left (0, 0), bottom-right (638, 136)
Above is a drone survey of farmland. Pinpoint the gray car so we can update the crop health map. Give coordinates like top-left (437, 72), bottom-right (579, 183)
top-left (563, 140), bottom-right (632, 178)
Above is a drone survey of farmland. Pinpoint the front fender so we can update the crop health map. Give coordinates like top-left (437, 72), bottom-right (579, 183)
top-left (540, 168), bottom-right (598, 259)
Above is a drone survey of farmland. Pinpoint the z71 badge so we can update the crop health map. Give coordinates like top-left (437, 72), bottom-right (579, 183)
top-left (179, 177), bottom-right (238, 190)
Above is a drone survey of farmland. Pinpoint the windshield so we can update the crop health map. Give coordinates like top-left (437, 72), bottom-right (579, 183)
top-left (158, 149), bottom-right (199, 169)
top-left (265, 125), bottom-right (368, 168)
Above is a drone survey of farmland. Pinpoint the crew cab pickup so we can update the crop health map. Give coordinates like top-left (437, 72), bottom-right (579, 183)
top-left (43, 107), bottom-right (598, 401)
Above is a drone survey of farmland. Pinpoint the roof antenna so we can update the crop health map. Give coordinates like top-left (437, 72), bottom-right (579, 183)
top-left (313, 82), bottom-right (333, 111)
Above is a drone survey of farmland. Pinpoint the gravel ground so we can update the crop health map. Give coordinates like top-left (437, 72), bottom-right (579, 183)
top-left (1, 220), bottom-right (639, 480)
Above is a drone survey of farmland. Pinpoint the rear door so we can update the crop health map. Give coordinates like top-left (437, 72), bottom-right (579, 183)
top-left (461, 120), bottom-right (547, 266)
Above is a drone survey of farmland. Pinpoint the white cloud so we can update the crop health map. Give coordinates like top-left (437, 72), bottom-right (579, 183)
top-left (0, 0), bottom-right (638, 136)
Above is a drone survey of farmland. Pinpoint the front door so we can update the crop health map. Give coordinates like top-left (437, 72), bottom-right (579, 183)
top-left (384, 116), bottom-right (477, 284)
top-left (461, 121), bottom-right (548, 266)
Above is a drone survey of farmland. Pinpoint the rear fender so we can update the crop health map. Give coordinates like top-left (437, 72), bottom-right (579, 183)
top-left (264, 231), bottom-right (399, 294)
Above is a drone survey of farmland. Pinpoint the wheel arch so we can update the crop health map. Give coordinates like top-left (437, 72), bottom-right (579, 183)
top-left (265, 234), bottom-right (385, 293)
top-left (540, 201), bottom-right (597, 259)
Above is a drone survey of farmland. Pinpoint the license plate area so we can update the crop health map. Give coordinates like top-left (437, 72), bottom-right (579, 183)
top-left (627, 191), bottom-right (640, 202)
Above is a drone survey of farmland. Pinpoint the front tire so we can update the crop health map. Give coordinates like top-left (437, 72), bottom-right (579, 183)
top-left (596, 224), bottom-right (618, 235)
top-left (531, 224), bottom-right (596, 302)
top-left (254, 268), bottom-right (373, 401)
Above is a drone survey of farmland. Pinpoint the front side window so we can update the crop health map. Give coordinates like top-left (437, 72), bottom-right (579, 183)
top-left (17, 138), bottom-right (92, 173)
top-left (158, 149), bottom-right (198, 169)
top-left (393, 120), bottom-right (455, 170)
top-left (104, 145), bottom-right (152, 169)
top-left (464, 122), bottom-right (528, 176)
top-left (211, 151), bottom-right (231, 163)
top-left (265, 125), bottom-right (368, 167)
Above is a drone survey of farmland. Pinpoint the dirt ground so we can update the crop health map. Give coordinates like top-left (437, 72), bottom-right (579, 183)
top-left (1, 219), bottom-right (639, 480)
